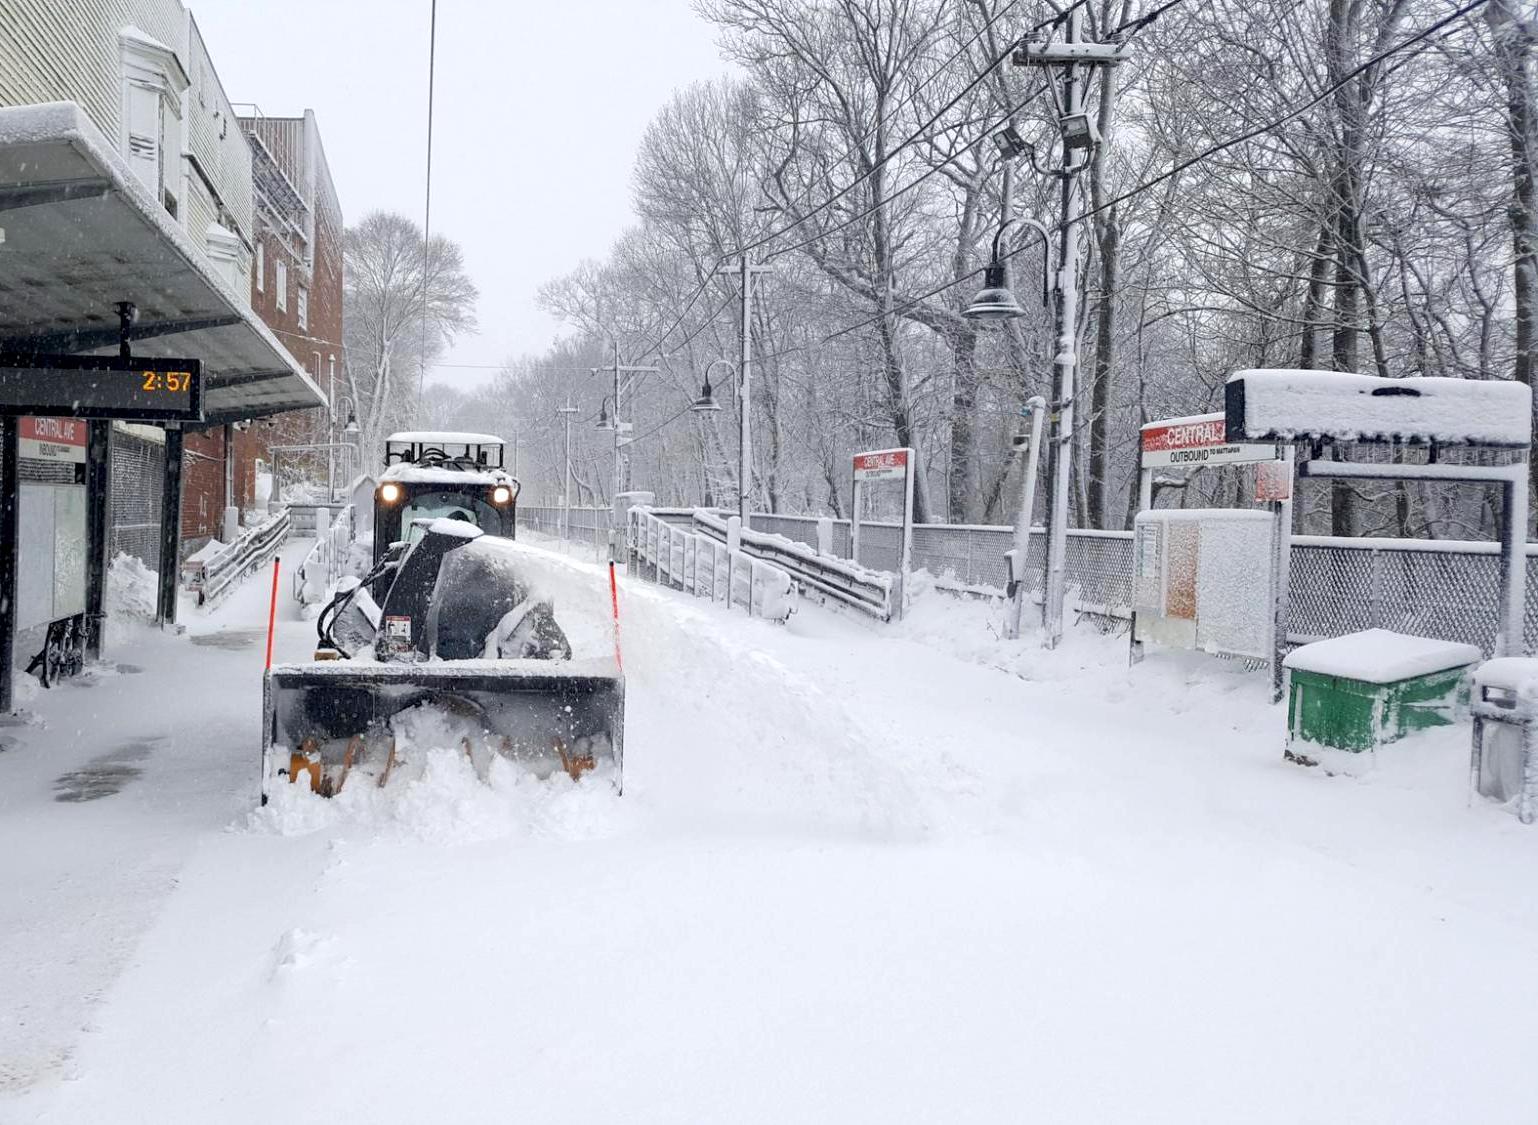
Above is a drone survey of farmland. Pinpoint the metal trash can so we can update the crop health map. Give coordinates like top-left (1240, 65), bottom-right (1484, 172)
top-left (1283, 629), bottom-right (1481, 756)
top-left (1470, 658), bottom-right (1538, 824)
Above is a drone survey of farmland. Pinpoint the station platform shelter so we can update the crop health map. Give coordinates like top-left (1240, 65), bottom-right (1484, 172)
top-left (0, 102), bottom-right (324, 711)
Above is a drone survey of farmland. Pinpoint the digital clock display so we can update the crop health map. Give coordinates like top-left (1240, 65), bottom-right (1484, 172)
top-left (0, 354), bottom-right (203, 422)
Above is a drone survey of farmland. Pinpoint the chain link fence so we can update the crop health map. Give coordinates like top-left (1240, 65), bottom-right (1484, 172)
top-left (522, 504), bottom-right (1535, 655)
top-left (109, 426), bottom-right (165, 571)
top-left (517, 505), bottom-right (611, 559)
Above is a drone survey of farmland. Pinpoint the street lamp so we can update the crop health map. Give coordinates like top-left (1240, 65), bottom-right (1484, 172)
top-left (962, 216), bottom-right (1052, 321)
top-left (330, 394), bottom-right (363, 497)
top-left (595, 398), bottom-right (613, 431)
top-left (690, 358), bottom-right (736, 414)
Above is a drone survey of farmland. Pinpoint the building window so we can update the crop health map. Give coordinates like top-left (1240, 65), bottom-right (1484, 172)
top-left (275, 259), bottom-right (288, 312)
top-left (256, 241), bottom-right (264, 292)
top-left (297, 286), bottom-right (308, 330)
top-left (118, 27), bottom-right (188, 208)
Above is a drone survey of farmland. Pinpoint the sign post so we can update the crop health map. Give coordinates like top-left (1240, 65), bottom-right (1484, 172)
top-left (851, 447), bottom-right (915, 620)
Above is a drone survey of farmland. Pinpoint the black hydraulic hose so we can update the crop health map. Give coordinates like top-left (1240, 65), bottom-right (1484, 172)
top-left (316, 555), bottom-right (397, 657)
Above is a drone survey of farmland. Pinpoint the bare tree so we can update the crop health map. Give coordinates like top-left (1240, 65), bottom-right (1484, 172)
top-left (343, 211), bottom-right (478, 459)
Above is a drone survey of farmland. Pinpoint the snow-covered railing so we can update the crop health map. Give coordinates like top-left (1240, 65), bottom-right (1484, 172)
top-left (294, 504), bottom-right (355, 604)
top-left (181, 509), bottom-right (291, 607)
top-left (287, 502), bottom-right (349, 535)
top-left (689, 509), bottom-right (896, 622)
top-left (628, 507), bottom-right (795, 623)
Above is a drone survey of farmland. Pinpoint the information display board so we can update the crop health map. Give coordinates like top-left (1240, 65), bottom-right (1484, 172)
top-left (0, 354), bottom-right (202, 422)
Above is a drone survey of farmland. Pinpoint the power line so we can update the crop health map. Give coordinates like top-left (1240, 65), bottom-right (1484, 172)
top-left (764, 82), bottom-right (1049, 265)
top-left (603, 0), bottom-right (1480, 452)
top-left (758, 0), bottom-right (1503, 364)
top-left (1077, 0), bottom-right (1495, 227)
top-left (1109, 0), bottom-right (1198, 38)
top-left (417, 0), bottom-right (438, 413)
top-left (631, 77), bottom-right (1049, 367)
top-left (627, 1), bottom-right (1064, 364)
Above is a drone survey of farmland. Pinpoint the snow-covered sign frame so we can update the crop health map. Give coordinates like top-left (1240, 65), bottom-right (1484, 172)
top-left (1132, 411), bottom-right (1294, 700)
top-left (1226, 369), bottom-right (1533, 660)
top-left (850, 447), bottom-right (915, 620)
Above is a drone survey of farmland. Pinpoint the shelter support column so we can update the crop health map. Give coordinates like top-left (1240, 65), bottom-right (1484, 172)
top-left (0, 420), bottom-right (16, 711)
top-left (157, 424), bottom-right (183, 626)
top-left (1500, 465), bottom-right (1529, 658)
top-left (85, 420), bottom-right (110, 659)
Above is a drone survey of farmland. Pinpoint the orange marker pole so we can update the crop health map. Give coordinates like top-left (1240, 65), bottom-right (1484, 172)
top-left (264, 557), bottom-right (281, 670)
top-left (608, 560), bottom-right (623, 671)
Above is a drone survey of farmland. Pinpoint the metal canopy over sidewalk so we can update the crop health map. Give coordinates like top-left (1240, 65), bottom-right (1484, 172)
top-left (0, 102), bottom-right (325, 421)
top-left (0, 101), bottom-right (328, 714)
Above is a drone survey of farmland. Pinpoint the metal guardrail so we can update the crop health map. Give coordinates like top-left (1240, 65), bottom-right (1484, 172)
top-left (526, 503), bottom-right (1538, 654)
top-left (181, 509), bottom-right (291, 606)
top-left (629, 507), bottom-right (794, 622)
top-left (689, 509), bottom-right (895, 621)
top-left (294, 504), bottom-right (355, 604)
top-left (287, 502), bottom-right (349, 535)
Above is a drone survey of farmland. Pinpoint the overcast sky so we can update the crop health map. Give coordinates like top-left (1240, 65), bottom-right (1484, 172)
top-left (190, 0), bottom-right (732, 389)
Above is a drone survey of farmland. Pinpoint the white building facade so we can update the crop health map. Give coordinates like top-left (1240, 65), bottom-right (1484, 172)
top-left (0, 0), bottom-right (256, 294)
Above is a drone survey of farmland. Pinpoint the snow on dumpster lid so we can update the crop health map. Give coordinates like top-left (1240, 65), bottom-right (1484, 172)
top-left (1225, 369), bottom-right (1530, 446)
top-left (1283, 629), bottom-right (1482, 683)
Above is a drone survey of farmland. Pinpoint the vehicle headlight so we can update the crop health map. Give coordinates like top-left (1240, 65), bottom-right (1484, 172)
top-left (491, 485), bottom-right (513, 505)
top-left (379, 482), bottom-right (402, 504)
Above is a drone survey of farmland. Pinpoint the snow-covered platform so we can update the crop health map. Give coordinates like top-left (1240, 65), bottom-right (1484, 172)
top-left (4, 546), bottom-right (1538, 1122)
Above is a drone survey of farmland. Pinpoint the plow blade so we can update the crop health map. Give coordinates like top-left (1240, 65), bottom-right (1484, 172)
top-left (262, 660), bottom-right (624, 801)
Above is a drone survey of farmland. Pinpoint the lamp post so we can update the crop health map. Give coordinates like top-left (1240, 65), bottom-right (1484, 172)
top-left (592, 343), bottom-right (658, 561)
top-left (690, 358), bottom-right (741, 511)
top-left (557, 400), bottom-right (579, 542)
top-left (332, 395), bottom-right (361, 497)
top-left (962, 207), bottom-right (1058, 648)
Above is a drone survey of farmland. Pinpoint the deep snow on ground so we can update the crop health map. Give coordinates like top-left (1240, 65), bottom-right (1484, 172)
top-left (3, 539), bottom-right (1538, 1123)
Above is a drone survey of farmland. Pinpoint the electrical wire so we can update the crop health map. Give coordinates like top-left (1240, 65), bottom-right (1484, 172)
top-left (417, 0), bottom-right (438, 414)
top-left (1076, 0), bottom-right (1495, 227)
top-left (627, 0), bottom-right (1066, 364)
top-left (599, 0), bottom-right (1480, 451)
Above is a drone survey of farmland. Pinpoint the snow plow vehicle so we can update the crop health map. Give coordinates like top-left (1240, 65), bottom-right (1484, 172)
top-left (261, 433), bottom-right (623, 802)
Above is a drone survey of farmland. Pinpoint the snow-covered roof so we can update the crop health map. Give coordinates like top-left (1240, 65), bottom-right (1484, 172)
top-left (1227, 370), bottom-right (1530, 447)
top-left (387, 431), bottom-right (504, 446)
top-left (0, 102), bottom-right (324, 421)
top-left (380, 462), bottom-right (515, 488)
top-left (1283, 629), bottom-right (1481, 683)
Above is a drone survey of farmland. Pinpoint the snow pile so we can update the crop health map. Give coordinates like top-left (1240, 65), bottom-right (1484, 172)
top-left (1228, 368), bottom-right (1531, 445)
top-left (252, 740), bottom-right (626, 848)
top-left (183, 539), bottom-right (226, 566)
top-left (104, 552), bottom-right (158, 637)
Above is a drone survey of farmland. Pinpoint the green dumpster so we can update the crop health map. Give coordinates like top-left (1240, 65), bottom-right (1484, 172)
top-left (1283, 629), bottom-right (1481, 754)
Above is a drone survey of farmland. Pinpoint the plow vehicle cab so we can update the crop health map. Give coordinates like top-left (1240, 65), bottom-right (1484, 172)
top-left (373, 431), bottom-right (518, 566)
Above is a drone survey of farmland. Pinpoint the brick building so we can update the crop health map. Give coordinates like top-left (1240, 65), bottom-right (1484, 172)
top-left (180, 109), bottom-right (345, 547)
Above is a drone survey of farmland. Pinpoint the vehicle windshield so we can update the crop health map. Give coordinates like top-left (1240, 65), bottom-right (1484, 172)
top-left (400, 490), bottom-right (498, 543)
